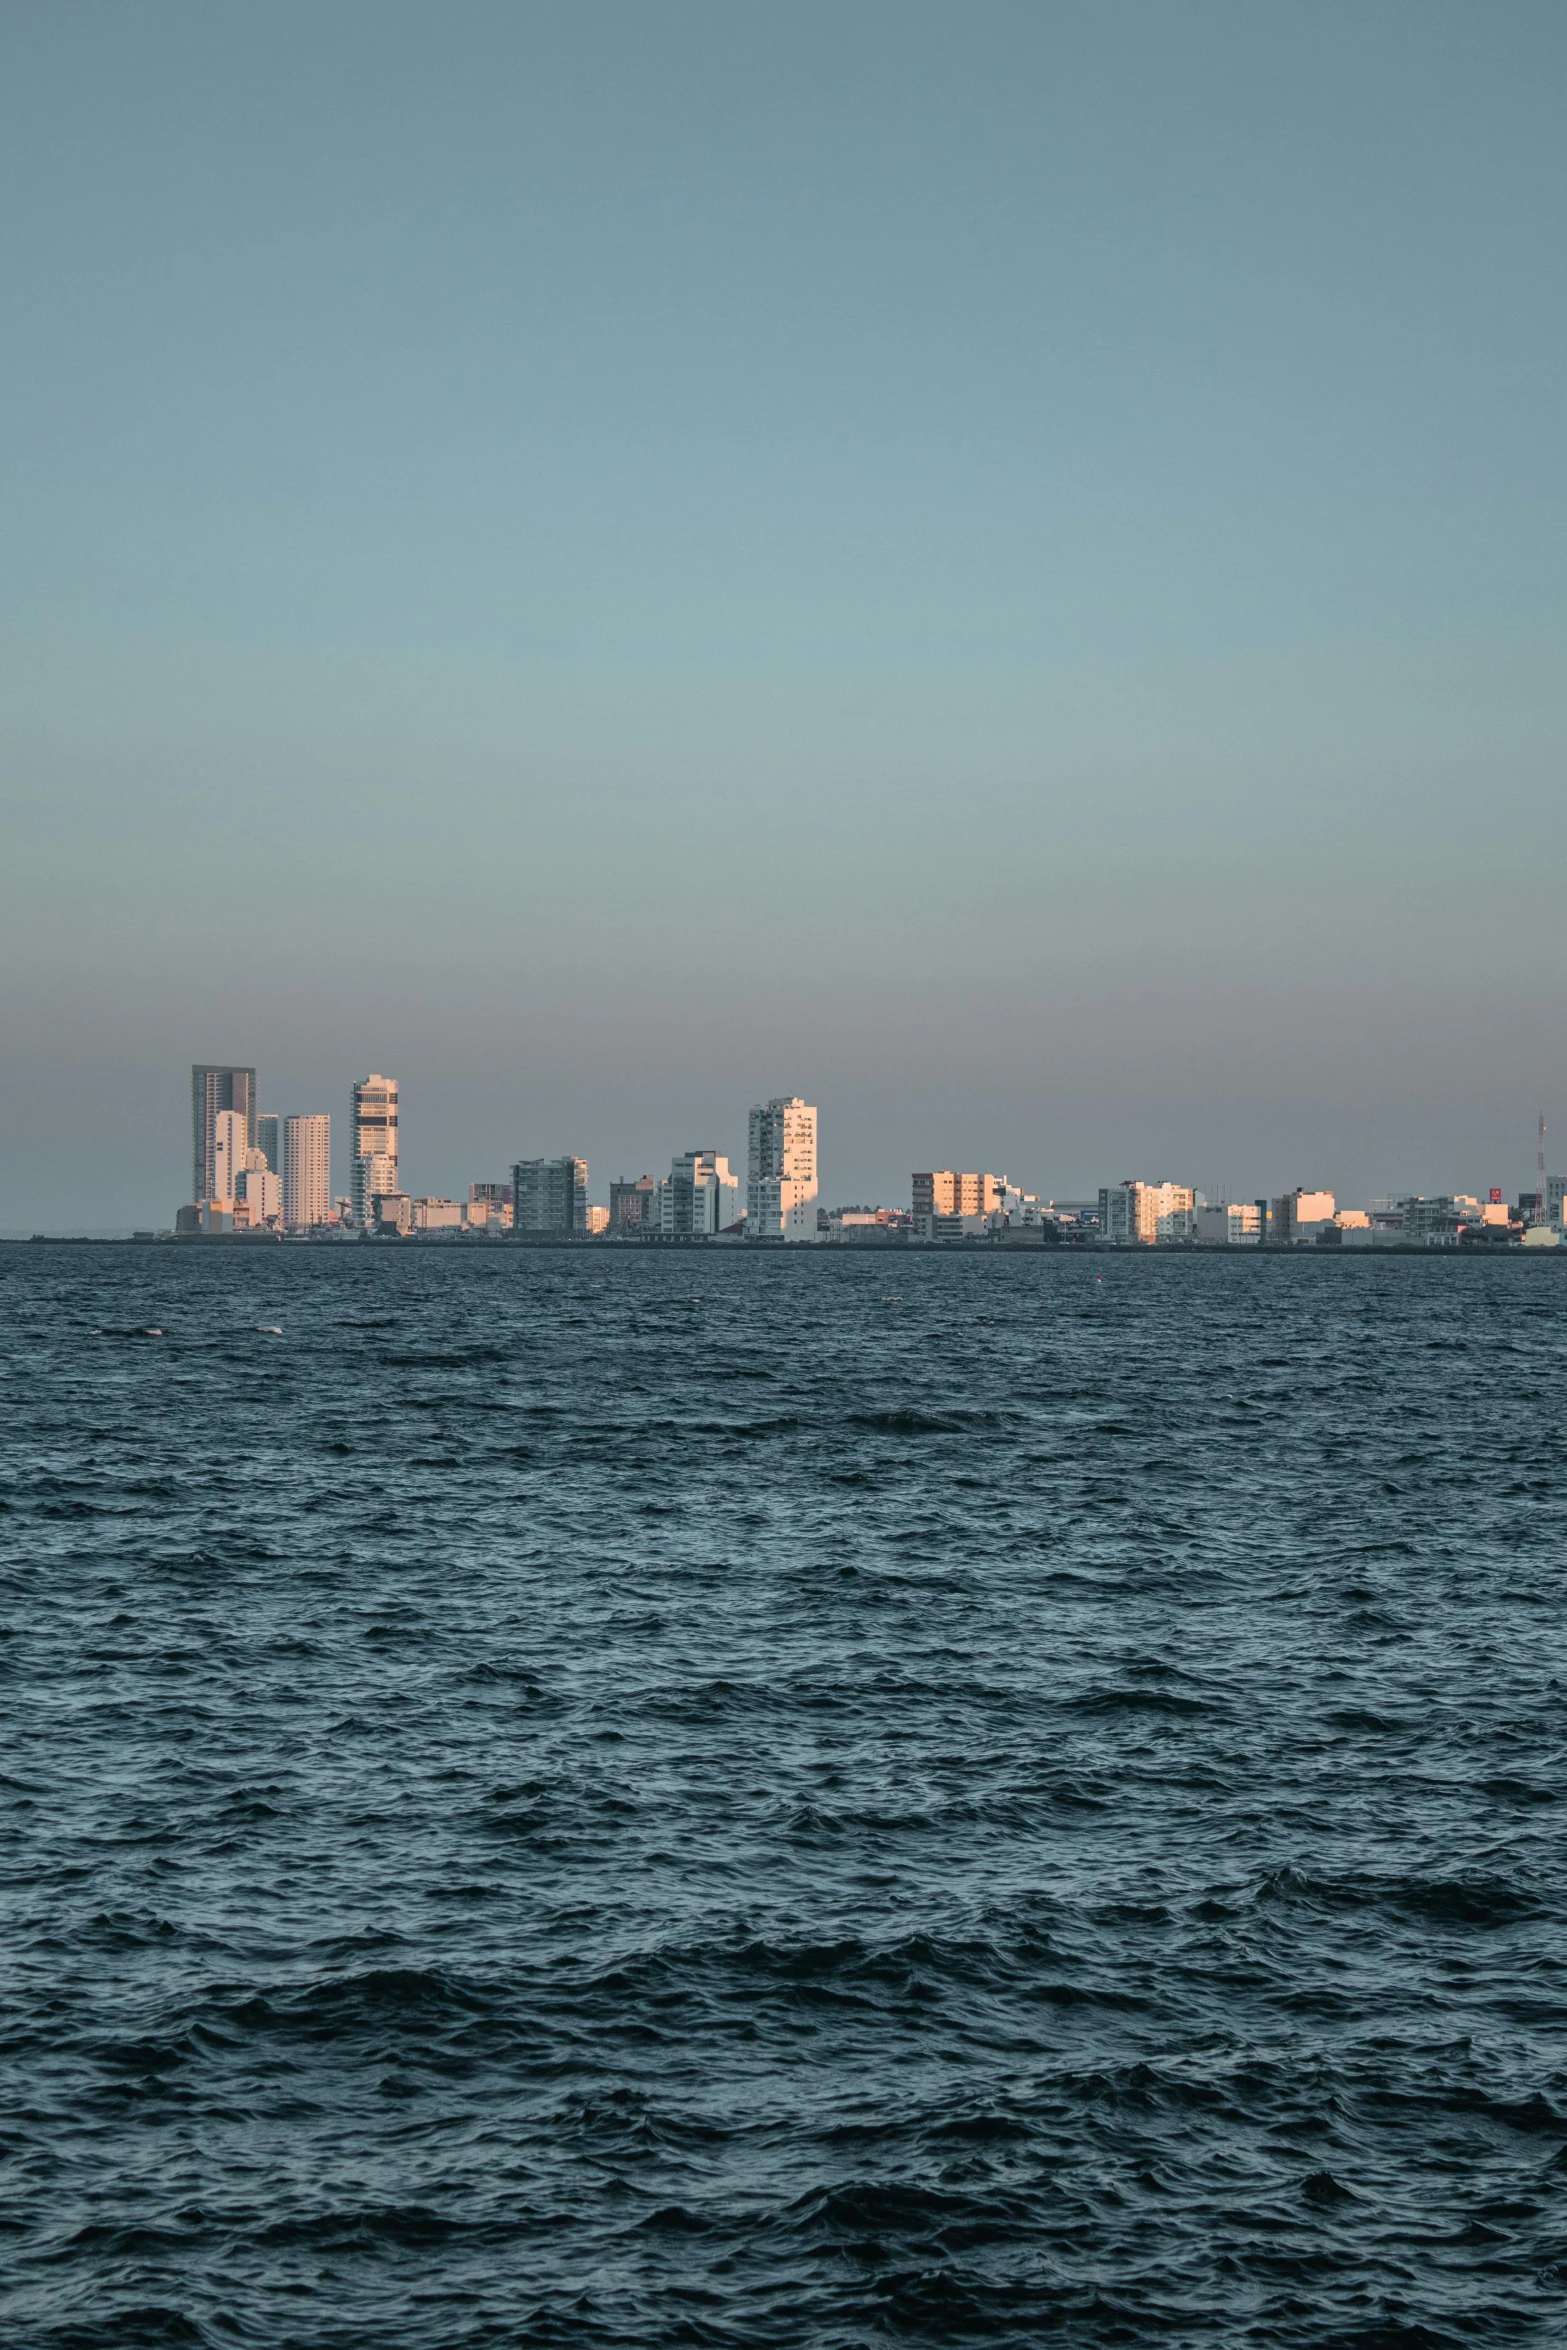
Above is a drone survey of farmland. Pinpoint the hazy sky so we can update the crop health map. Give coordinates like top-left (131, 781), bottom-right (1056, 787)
top-left (3, 1), bottom-right (1564, 1225)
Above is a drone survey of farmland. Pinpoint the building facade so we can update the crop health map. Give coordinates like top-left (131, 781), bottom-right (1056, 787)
top-left (212, 1108), bottom-right (268, 1206)
top-left (234, 1167), bottom-right (281, 1228)
top-left (283, 1113), bottom-right (332, 1229)
top-left (913, 1170), bottom-right (1004, 1218)
top-left (1270, 1188), bottom-right (1336, 1244)
top-left (610, 1176), bottom-right (657, 1233)
top-left (747, 1097), bottom-right (819, 1240)
top-left (513, 1157), bottom-right (588, 1235)
top-left (192, 1065), bottom-right (256, 1204)
top-left (1099, 1180), bottom-right (1198, 1245)
top-left (411, 1198), bottom-right (463, 1230)
top-left (657, 1150), bottom-right (741, 1237)
top-left (1192, 1202), bottom-right (1262, 1246)
top-left (350, 1074), bottom-right (399, 1227)
top-left (352, 1153), bottom-right (397, 1228)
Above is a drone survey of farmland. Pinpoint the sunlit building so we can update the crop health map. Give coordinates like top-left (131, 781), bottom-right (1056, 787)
top-left (234, 1167), bottom-right (281, 1228)
top-left (350, 1074), bottom-right (399, 1228)
top-left (1100, 1180), bottom-right (1198, 1246)
top-left (1270, 1188), bottom-right (1336, 1244)
top-left (283, 1113), bottom-right (332, 1229)
top-left (913, 1171), bottom-right (1004, 1217)
top-left (212, 1108), bottom-right (269, 1205)
top-left (191, 1065), bottom-right (256, 1204)
top-left (747, 1097), bottom-right (818, 1240)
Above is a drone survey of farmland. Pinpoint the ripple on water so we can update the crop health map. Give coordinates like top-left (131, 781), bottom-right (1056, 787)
top-left (2, 1243), bottom-right (1565, 2348)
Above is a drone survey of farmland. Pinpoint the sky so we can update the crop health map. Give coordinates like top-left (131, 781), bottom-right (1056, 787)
top-left (2, 0), bottom-right (1564, 1227)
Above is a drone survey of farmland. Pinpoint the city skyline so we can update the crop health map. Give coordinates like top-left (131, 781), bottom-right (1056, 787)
top-left (29, 1057), bottom-right (1548, 1245)
top-left (2, 1051), bottom-right (1563, 1236)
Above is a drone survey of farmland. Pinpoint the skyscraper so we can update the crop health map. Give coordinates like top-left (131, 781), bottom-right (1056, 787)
top-left (747, 1097), bottom-right (819, 1240)
top-left (256, 1114), bottom-right (281, 1175)
top-left (283, 1114), bottom-right (331, 1229)
top-left (350, 1074), bottom-right (399, 1228)
top-left (191, 1065), bottom-right (256, 1203)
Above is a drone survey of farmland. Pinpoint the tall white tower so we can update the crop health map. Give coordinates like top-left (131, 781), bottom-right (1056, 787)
top-left (747, 1097), bottom-right (819, 1240)
top-left (283, 1114), bottom-right (332, 1230)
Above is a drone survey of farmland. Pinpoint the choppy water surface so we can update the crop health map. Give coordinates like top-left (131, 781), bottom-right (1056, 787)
top-left (3, 1243), bottom-right (1566, 2348)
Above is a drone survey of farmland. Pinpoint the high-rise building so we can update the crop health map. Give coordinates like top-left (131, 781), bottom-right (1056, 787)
top-left (1099, 1180), bottom-right (1197, 1245)
top-left (212, 1109), bottom-right (260, 1205)
top-left (256, 1114), bottom-right (281, 1176)
top-left (657, 1150), bottom-right (741, 1236)
top-left (192, 1065), bottom-right (256, 1203)
top-left (512, 1157), bottom-right (588, 1235)
top-left (283, 1114), bottom-right (331, 1229)
top-left (350, 1074), bottom-right (399, 1227)
top-left (747, 1097), bottom-right (819, 1241)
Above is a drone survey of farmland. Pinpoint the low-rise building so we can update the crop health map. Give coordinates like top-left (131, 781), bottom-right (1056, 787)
top-left (1192, 1202), bottom-right (1261, 1245)
top-left (822, 1206), bottom-right (907, 1241)
top-left (913, 1170), bottom-right (1004, 1217)
top-left (411, 1198), bottom-right (463, 1230)
top-left (985, 1181), bottom-right (1049, 1232)
top-left (1046, 1200), bottom-right (1102, 1236)
top-left (1400, 1195), bottom-right (1483, 1247)
top-left (913, 1211), bottom-right (991, 1242)
top-left (465, 1183), bottom-right (512, 1232)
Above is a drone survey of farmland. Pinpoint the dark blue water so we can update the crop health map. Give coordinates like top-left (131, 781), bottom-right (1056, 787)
top-left (3, 1244), bottom-right (1566, 2347)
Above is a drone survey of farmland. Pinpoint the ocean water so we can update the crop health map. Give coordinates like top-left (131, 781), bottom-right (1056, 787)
top-left (3, 1242), bottom-right (1566, 2349)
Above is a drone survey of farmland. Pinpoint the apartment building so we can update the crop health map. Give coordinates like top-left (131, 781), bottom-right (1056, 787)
top-left (657, 1150), bottom-right (741, 1237)
top-left (1099, 1180), bottom-right (1197, 1245)
top-left (350, 1074), bottom-right (399, 1227)
top-left (191, 1065), bottom-right (256, 1204)
top-left (747, 1098), bottom-right (818, 1240)
top-left (912, 1170), bottom-right (1004, 1218)
top-left (283, 1113), bottom-right (331, 1229)
top-left (513, 1156), bottom-right (588, 1235)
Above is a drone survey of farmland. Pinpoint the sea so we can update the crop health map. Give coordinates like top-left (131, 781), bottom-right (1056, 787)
top-left (3, 1241), bottom-right (1565, 2348)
